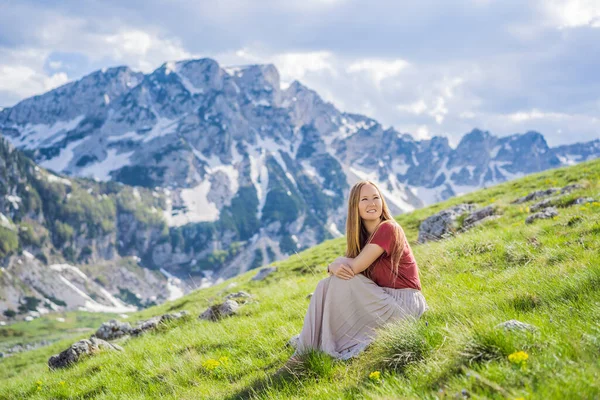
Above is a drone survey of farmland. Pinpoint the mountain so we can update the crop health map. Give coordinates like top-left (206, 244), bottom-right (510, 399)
top-left (1, 157), bottom-right (599, 398)
top-left (0, 137), bottom-right (188, 316)
top-left (1, 58), bottom-right (599, 282)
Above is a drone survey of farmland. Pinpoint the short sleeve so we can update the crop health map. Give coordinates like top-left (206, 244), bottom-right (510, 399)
top-left (369, 222), bottom-right (395, 256)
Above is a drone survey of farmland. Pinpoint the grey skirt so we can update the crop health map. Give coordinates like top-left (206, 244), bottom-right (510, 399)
top-left (295, 274), bottom-right (428, 360)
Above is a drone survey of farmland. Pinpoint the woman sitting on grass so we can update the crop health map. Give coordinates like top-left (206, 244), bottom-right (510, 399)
top-left (294, 180), bottom-right (428, 360)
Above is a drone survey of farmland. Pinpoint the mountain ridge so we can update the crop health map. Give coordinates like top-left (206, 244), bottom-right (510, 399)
top-left (0, 56), bottom-right (599, 307)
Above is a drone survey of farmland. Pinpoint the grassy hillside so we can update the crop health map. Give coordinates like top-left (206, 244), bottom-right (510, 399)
top-left (1, 158), bottom-right (599, 399)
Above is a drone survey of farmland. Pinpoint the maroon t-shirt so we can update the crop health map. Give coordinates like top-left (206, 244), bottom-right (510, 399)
top-left (365, 222), bottom-right (422, 290)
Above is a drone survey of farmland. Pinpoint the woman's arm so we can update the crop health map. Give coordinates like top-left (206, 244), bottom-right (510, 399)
top-left (329, 244), bottom-right (385, 275)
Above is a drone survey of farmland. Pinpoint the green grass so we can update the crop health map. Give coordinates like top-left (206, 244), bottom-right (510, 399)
top-left (1, 158), bottom-right (600, 399)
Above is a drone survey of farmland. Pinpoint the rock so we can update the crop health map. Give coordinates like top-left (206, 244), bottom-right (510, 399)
top-left (94, 319), bottom-right (132, 341)
top-left (495, 320), bottom-right (537, 331)
top-left (218, 300), bottom-right (239, 317)
top-left (512, 188), bottom-right (560, 204)
top-left (462, 206), bottom-right (496, 229)
top-left (225, 291), bottom-right (252, 301)
top-left (530, 198), bottom-right (556, 212)
top-left (199, 300), bottom-right (240, 321)
top-left (525, 207), bottom-right (558, 224)
top-left (159, 310), bottom-right (190, 322)
top-left (252, 267), bottom-right (277, 281)
top-left (306, 293), bottom-right (313, 299)
top-left (560, 183), bottom-right (584, 193)
top-left (288, 334), bottom-right (300, 349)
top-left (48, 337), bottom-right (123, 369)
top-left (130, 311), bottom-right (190, 336)
top-left (418, 204), bottom-right (477, 243)
top-left (572, 197), bottom-right (595, 205)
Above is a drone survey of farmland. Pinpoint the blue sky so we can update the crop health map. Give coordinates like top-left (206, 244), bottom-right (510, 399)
top-left (0, 0), bottom-right (599, 147)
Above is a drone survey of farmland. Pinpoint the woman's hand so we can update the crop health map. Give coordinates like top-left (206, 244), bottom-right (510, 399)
top-left (329, 263), bottom-right (355, 280)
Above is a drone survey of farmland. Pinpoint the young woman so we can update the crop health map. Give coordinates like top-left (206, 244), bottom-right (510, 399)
top-left (294, 180), bottom-right (428, 360)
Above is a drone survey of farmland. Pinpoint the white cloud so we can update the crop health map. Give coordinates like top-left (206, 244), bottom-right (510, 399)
top-left (346, 59), bottom-right (409, 87)
top-left (0, 64), bottom-right (68, 100)
top-left (397, 99), bottom-right (428, 114)
top-left (99, 29), bottom-right (194, 72)
top-left (416, 125), bottom-right (431, 140)
top-left (48, 60), bottom-right (63, 69)
top-left (507, 109), bottom-right (568, 122)
top-left (272, 51), bottom-right (336, 85)
top-left (543, 0), bottom-right (600, 28)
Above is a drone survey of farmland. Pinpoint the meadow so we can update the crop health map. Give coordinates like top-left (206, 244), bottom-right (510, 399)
top-left (1, 158), bottom-right (599, 399)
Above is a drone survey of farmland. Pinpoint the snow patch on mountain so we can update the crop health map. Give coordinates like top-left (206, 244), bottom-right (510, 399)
top-left (15, 115), bottom-right (85, 150)
top-left (143, 117), bottom-right (179, 143)
top-left (107, 130), bottom-right (142, 142)
top-left (79, 149), bottom-right (135, 181)
top-left (40, 137), bottom-right (87, 173)
top-left (556, 154), bottom-right (581, 165)
top-left (169, 180), bottom-right (219, 226)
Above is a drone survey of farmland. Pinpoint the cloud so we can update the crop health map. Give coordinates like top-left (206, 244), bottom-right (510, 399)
top-left (346, 59), bottom-right (409, 87)
top-left (0, 64), bottom-right (68, 100)
top-left (0, 0), bottom-right (598, 146)
top-left (542, 0), bottom-right (600, 28)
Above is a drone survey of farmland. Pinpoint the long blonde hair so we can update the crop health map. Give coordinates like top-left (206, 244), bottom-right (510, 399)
top-left (345, 180), bottom-right (405, 277)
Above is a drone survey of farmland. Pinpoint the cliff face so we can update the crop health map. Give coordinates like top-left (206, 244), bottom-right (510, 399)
top-left (0, 137), bottom-right (180, 316)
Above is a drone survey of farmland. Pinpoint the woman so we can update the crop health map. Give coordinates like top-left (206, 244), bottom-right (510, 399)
top-left (294, 180), bottom-right (428, 360)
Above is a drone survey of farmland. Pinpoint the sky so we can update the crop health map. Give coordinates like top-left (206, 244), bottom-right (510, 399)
top-left (0, 0), bottom-right (599, 147)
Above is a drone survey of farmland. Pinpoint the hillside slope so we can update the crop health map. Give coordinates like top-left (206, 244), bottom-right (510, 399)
top-left (0, 158), bottom-right (599, 399)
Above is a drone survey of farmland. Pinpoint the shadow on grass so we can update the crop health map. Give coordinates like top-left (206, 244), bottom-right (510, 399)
top-left (225, 351), bottom-right (336, 399)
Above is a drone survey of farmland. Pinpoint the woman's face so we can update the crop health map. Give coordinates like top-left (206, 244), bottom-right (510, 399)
top-left (358, 184), bottom-right (383, 221)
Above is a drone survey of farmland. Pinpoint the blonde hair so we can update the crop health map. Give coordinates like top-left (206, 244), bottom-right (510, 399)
top-left (345, 180), bottom-right (405, 277)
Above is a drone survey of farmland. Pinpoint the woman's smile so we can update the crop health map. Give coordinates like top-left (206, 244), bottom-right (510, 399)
top-left (358, 184), bottom-right (383, 220)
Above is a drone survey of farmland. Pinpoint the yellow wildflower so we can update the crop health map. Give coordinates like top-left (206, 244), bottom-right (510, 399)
top-left (59, 381), bottom-right (66, 386)
top-left (202, 359), bottom-right (220, 370)
top-left (508, 351), bottom-right (529, 369)
top-left (219, 356), bottom-right (229, 365)
top-left (36, 380), bottom-right (43, 385)
top-left (369, 371), bottom-right (381, 382)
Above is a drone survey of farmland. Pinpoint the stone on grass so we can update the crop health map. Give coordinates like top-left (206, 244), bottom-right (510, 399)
top-left (95, 319), bottom-right (132, 340)
top-left (288, 334), bottom-right (300, 349)
top-left (225, 291), bottom-right (252, 301)
top-left (199, 300), bottom-right (240, 321)
top-left (48, 337), bottom-right (123, 370)
top-left (495, 320), bottom-right (537, 332)
top-left (418, 204), bottom-right (477, 243)
top-left (130, 316), bottom-right (162, 336)
top-left (130, 311), bottom-right (189, 336)
top-left (252, 267), bottom-right (277, 281)
top-left (573, 197), bottom-right (595, 205)
top-left (525, 207), bottom-right (558, 224)
top-left (462, 206), bottom-right (497, 229)
top-left (530, 198), bottom-right (557, 213)
top-left (306, 293), bottom-right (313, 300)
top-left (561, 184), bottom-right (584, 193)
top-left (512, 188), bottom-right (560, 204)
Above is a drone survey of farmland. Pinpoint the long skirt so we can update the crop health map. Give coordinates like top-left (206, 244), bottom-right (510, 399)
top-left (295, 274), bottom-right (429, 360)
